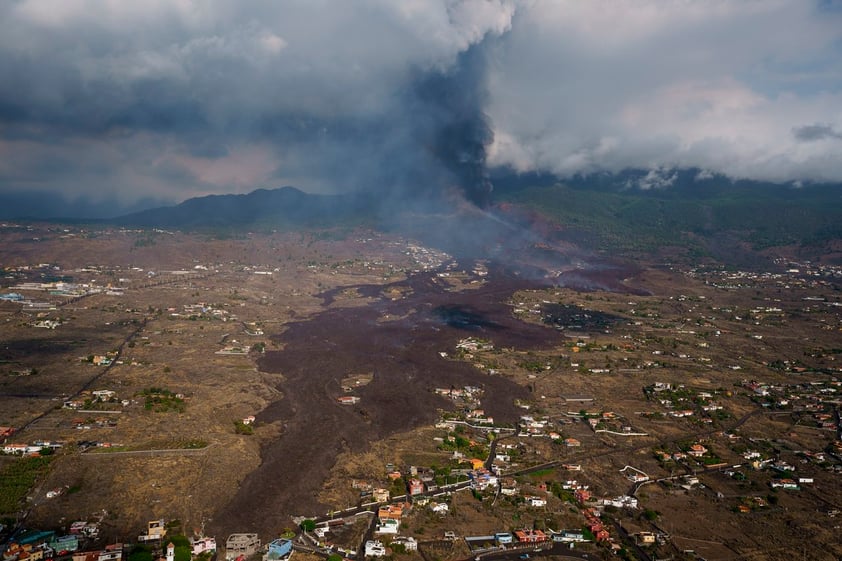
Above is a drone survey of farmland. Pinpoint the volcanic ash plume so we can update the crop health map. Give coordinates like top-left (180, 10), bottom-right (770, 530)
top-left (413, 46), bottom-right (495, 208)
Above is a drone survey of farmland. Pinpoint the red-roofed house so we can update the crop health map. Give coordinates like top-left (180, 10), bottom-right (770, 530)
top-left (408, 479), bottom-right (424, 496)
top-left (514, 529), bottom-right (548, 543)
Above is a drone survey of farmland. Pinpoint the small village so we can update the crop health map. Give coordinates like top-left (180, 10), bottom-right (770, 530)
top-left (9, 360), bottom-right (841, 561)
top-left (1, 226), bottom-right (842, 560)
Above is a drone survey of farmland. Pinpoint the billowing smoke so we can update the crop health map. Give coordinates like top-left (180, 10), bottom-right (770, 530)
top-left (412, 47), bottom-right (495, 208)
top-left (333, 44), bottom-right (497, 214)
top-left (0, 0), bottom-right (518, 217)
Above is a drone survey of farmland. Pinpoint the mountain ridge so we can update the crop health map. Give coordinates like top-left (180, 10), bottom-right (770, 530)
top-left (116, 186), bottom-right (372, 230)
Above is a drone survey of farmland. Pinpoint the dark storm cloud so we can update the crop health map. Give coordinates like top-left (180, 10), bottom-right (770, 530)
top-left (792, 123), bottom-right (842, 141)
top-left (0, 0), bottom-right (516, 209)
top-left (1, 0), bottom-right (842, 215)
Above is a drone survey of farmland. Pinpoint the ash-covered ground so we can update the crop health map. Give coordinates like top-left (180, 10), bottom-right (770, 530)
top-left (210, 263), bottom-right (587, 535)
top-left (210, 207), bottom-right (643, 536)
top-left (210, 267), bottom-right (541, 533)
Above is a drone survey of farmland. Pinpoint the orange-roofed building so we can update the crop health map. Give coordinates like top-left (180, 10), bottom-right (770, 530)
top-left (688, 444), bottom-right (708, 457)
top-left (378, 505), bottom-right (403, 520)
top-left (514, 529), bottom-right (548, 543)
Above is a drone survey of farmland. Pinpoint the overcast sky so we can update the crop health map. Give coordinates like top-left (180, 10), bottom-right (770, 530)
top-left (1, 0), bottom-right (841, 209)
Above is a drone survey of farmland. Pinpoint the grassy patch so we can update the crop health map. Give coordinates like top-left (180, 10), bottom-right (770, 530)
top-left (0, 456), bottom-right (53, 515)
top-left (233, 420), bottom-right (254, 435)
top-left (139, 387), bottom-right (185, 413)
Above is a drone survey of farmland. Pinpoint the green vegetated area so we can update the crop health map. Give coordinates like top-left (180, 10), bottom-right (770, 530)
top-left (139, 387), bottom-right (185, 413)
top-left (501, 181), bottom-right (842, 256)
top-left (0, 456), bottom-right (53, 515)
top-left (233, 420), bottom-right (254, 435)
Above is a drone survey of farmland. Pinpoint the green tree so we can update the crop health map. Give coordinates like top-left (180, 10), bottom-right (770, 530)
top-left (300, 519), bottom-right (316, 532)
top-left (234, 420), bottom-right (254, 435)
top-left (168, 535), bottom-right (189, 547)
top-left (390, 477), bottom-right (406, 497)
top-left (128, 546), bottom-right (153, 561)
top-left (174, 547), bottom-right (191, 561)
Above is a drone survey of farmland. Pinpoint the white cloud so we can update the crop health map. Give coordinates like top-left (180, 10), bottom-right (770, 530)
top-left (634, 167), bottom-right (678, 190)
top-left (487, 0), bottom-right (842, 184)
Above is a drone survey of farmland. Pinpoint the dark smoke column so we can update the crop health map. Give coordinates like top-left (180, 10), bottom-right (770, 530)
top-left (414, 46), bottom-right (495, 208)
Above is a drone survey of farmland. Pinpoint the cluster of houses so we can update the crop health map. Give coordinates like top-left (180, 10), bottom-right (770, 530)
top-left (351, 480), bottom-right (389, 502)
top-left (169, 303), bottom-right (234, 322)
top-left (403, 243), bottom-right (452, 273)
top-left (64, 389), bottom-right (128, 411)
top-left (2, 439), bottom-right (63, 456)
top-left (579, 411), bottom-right (646, 436)
top-left (737, 449), bottom-right (817, 491)
top-left (368, 526), bottom-right (596, 559)
top-left (518, 414), bottom-right (551, 437)
top-left (644, 382), bottom-right (727, 423)
top-left (433, 385), bottom-right (484, 409)
top-left (743, 378), bottom-right (842, 416)
top-left (467, 467), bottom-right (497, 491)
top-left (455, 337), bottom-right (494, 354)
top-left (0, 266), bottom-right (121, 310)
top-left (10, 281), bottom-right (97, 299)
top-left (658, 439), bottom-right (720, 462)
top-left (2, 516), bottom-right (105, 561)
top-left (2, 538), bottom-right (121, 561)
top-left (692, 258), bottom-right (842, 291)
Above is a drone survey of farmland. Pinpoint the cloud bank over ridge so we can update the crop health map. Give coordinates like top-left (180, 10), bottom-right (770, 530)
top-left (1, 0), bottom-right (841, 212)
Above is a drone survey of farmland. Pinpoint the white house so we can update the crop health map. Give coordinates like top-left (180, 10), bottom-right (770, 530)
top-left (526, 496), bottom-right (547, 507)
top-left (191, 537), bottom-right (217, 556)
top-left (2, 443), bottom-right (41, 455)
top-left (391, 537), bottom-right (417, 552)
top-left (364, 540), bottom-right (386, 557)
top-left (430, 502), bottom-right (449, 514)
top-left (3, 443), bottom-right (29, 455)
top-left (375, 519), bottom-right (399, 535)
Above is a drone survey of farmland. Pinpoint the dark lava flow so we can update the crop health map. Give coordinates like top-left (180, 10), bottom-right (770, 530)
top-left (210, 264), bottom-right (574, 536)
top-left (210, 200), bottom-right (647, 536)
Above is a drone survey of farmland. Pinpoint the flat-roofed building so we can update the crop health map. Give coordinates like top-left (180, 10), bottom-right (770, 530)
top-left (226, 534), bottom-right (260, 560)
